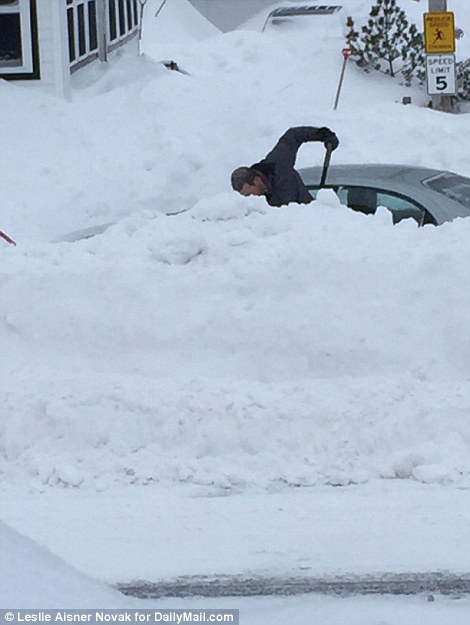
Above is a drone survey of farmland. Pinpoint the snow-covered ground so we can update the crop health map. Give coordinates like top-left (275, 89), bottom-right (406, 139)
top-left (1, 0), bottom-right (470, 619)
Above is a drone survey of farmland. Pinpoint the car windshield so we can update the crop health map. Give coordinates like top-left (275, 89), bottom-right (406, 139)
top-left (422, 172), bottom-right (470, 210)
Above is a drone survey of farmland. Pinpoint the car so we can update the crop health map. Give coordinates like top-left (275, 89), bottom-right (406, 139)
top-left (299, 164), bottom-right (470, 226)
top-left (262, 4), bottom-right (343, 32)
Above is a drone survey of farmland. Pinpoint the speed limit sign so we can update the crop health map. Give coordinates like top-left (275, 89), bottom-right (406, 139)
top-left (426, 54), bottom-right (456, 95)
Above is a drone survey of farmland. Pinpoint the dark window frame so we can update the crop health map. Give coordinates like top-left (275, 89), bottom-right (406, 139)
top-left (0, 0), bottom-right (40, 81)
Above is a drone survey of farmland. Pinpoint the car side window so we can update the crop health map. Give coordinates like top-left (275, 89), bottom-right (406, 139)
top-left (341, 187), bottom-right (377, 215)
top-left (376, 191), bottom-right (427, 224)
top-left (309, 185), bottom-right (431, 225)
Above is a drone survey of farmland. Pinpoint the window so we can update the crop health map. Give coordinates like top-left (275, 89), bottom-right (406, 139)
top-left (0, 10), bottom-right (22, 68)
top-left (126, 0), bottom-right (132, 31)
top-left (67, 5), bottom-right (76, 62)
top-left (375, 191), bottom-right (429, 225)
top-left (88, 1), bottom-right (97, 50)
top-left (67, 0), bottom-right (99, 70)
top-left (108, 0), bottom-right (139, 46)
top-left (423, 172), bottom-right (470, 210)
top-left (66, 0), bottom-right (140, 72)
top-left (108, 0), bottom-right (117, 41)
top-left (77, 4), bottom-right (86, 56)
top-left (0, 0), bottom-right (39, 79)
top-left (309, 185), bottom-right (434, 226)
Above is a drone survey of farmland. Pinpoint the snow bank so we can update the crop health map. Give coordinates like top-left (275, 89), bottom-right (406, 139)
top-left (1, 0), bottom-right (470, 493)
top-left (0, 522), bottom-right (129, 607)
top-left (142, 0), bottom-right (220, 59)
top-left (2, 195), bottom-right (470, 491)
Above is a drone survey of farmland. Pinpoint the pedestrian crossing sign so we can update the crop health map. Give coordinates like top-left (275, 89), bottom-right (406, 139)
top-left (424, 12), bottom-right (455, 54)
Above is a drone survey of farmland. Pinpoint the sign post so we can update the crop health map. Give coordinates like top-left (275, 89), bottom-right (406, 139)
top-left (424, 0), bottom-right (456, 111)
top-left (333, 47), bottom-right (353, 111)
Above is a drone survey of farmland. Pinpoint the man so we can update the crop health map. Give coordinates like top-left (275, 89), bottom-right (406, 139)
top-left (231, 126), bottom-right (339, 207)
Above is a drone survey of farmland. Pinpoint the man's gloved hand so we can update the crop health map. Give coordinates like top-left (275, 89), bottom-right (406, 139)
top-left (318, 127), bottom-right (339, 151)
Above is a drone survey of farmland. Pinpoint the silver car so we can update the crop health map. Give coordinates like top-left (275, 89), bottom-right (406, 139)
top-left (299, 164), bottom-right (470, 226)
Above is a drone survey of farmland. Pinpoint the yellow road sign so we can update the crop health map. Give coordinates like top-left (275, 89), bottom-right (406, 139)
top-left (424, 12), bottom-right (455, 54)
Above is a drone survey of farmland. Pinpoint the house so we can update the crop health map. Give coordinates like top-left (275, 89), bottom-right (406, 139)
top-left (0, 0), bottom-right (141, 99)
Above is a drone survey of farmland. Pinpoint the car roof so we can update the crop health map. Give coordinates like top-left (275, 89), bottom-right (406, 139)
top-left (300, 163), bottom-right (445, 188)
top-left (262, 4), bottom-right (343, 32)
top-left (299, 164), bottom-right (470, 224)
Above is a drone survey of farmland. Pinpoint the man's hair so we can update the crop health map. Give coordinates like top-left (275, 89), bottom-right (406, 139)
top-left (231, 167), bottom-right (259, 191)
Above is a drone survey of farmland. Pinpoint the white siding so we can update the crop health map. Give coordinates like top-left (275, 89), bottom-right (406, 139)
top-left (11, 0), bottom-right (71, 99)
top-left (35, 1), bottom-right (60, 94)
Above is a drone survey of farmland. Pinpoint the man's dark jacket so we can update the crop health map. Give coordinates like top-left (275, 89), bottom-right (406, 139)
top-left (251, 126), bottom-right (337, 207)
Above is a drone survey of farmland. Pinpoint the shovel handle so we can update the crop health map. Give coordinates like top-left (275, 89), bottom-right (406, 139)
top-left (319, 144), bottom-right (333, 188)
top-left (0, 230), bottom-right (16, 245)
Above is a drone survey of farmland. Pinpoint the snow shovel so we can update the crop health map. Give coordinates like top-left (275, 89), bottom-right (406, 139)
top-left (319, 143), bottom-right (333, 188)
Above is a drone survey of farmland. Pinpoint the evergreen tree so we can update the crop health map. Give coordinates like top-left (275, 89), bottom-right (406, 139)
top-left (346, 0), bottom-right (425, 85)
top-left (456, 59), bottom-right (470, 101)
